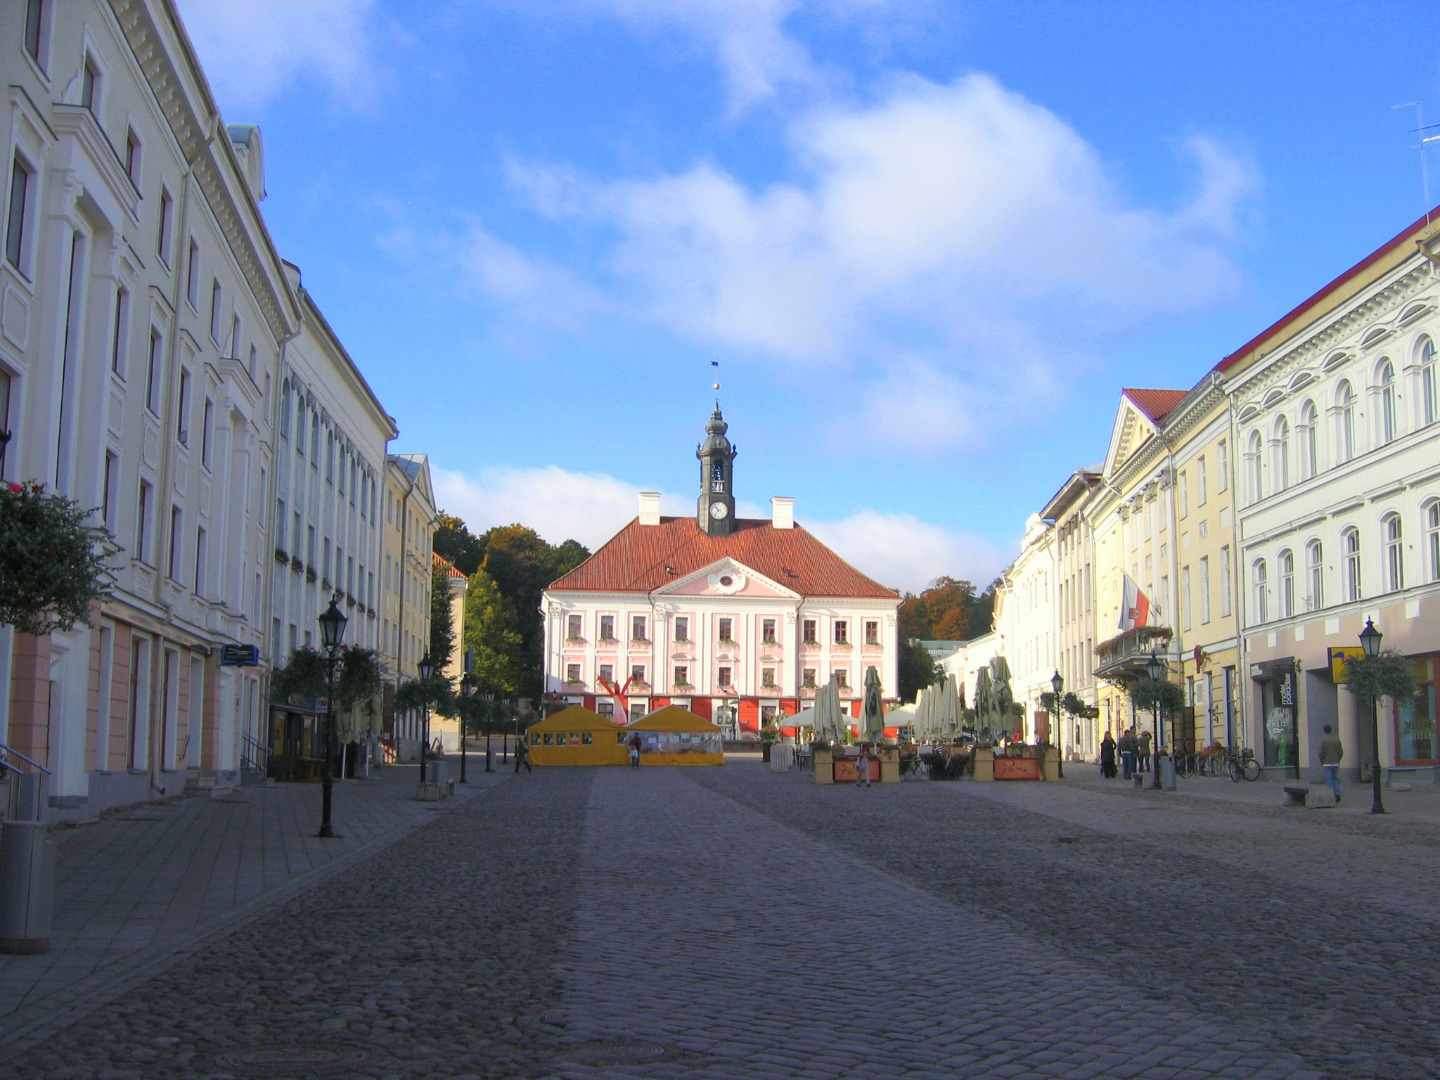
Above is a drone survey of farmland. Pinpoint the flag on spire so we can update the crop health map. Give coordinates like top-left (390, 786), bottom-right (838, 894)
top-left (1118, 573), bottom-right (1151, 630)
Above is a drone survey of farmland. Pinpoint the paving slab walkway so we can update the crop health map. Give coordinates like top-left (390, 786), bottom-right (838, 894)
top-left (0, 762), bottom-right (507, 1048)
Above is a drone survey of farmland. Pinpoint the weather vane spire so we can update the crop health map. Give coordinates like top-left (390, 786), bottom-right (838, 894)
top-left (711, 354), bottom-right (720, 407)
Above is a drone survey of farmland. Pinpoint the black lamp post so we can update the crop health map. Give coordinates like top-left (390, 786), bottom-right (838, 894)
top-left (417, 652), bottom-right (434, 785)
top-left (1051, 670), bottom-right (1065, 780)
top-left (484, 693), bottom-right (495, 772)
top-left (1146, 648), bottom-right (1166, 789)
top-left (458, 673), bottom-right (473, 783)
top-left (316, 598), bottom-right (347, 838)
top-left (1359, 618), bottom-right (1385, 815)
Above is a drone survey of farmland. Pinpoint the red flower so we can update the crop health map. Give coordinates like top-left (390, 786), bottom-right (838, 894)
top-left (7, 484), bottom-right (20, 494)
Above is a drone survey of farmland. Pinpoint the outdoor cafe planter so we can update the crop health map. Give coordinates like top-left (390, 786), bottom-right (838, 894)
top-left (972, 745), bottom-right (1059, 782)
top-left (813, 745), bottom-right (899, 784)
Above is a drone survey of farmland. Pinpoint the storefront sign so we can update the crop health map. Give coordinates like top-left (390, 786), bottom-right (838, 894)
top-left (1328, 647), bottom-right (1363, 684)
top-left (220, 644), bottom-right (259, 667)
top-left (993, 757), bottom-right (1041, 780)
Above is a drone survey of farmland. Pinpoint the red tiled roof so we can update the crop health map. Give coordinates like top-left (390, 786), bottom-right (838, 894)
top-left (548, 517), bottom-right (899, 599)
top-left (1218, 204), bottom-right (1440, 372)
top-left (1122, 388), bottom-right (1187, 425)
top-left (433, 552), bottom-right (468, 580)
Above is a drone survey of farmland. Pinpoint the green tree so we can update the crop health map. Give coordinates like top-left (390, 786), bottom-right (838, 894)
top-left (463, 565), bottom-right (524, 696)
top-left (430, 559), bottom-right (457, 674)
top-left (898, 640), bottom-right (939, 704)
top-left (433, 513), bottom-right (485, 576)
top-left (0, 481), bottom-right (115, 635)
top-left (1343, 649), bottom-right (1419, 706)
top-left (898, 575), bottom-right (1001, 643)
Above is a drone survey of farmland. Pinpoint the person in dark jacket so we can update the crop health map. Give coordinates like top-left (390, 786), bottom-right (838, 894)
top-left (1138, 729), bottom-right (1153, 772)
top-left (1319, 724), bottom-right (1343, 801)
top-left (1119, 729), bottom-right (1138, 780)
top-left (514, 736), bottom-right (531, 773)
top-left (1100, 731), bottom-right (1118, 779)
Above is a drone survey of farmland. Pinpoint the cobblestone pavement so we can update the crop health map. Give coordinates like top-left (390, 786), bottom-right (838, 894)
top-left (5, 762), bottom-right (1439, 1079)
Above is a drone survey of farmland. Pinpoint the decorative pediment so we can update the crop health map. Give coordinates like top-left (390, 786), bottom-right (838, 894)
top-left (1103, 397), bottom-right (1158, 479)
top-left (654, 558), bottom-right (798, 600)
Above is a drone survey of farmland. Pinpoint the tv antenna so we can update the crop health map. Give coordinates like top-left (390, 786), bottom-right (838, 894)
top-left (1392, 101), bottom-right (1440, 228)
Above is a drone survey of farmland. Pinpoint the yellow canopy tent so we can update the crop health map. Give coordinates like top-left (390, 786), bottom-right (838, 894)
top-left (627, 705), bottom-right (724, 766)
top-left (527, 705), bottom-right (628, 766)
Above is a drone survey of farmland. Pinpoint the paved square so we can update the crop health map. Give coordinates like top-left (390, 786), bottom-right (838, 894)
top-left (3, 761), bottom-right (1437, 1079)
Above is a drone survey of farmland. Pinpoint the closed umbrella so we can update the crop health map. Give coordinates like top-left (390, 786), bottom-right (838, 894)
top-left (991, 656), bottom-right (1014, 739)
top-left (813, 676), bottom-right (843, 742)
top-left (937, 674), bottom-right (960, 740)
top-left (973, 666), bottom-right (993, 741)
top-left (862, 667), bottom-right (886, 741)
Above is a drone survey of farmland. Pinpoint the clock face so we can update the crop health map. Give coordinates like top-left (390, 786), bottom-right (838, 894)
top-left (709, 502), bottom-right (729, 519)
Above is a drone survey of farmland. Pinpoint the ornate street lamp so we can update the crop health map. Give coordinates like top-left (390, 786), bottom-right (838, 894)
top-left (1359, 618), bottom-right (1385, 815)
top-left (417, 652), bottom-right (434, 785)
top-left (316, 598), bottom-right (347, 838)
top-left (1051, 670), bottom-right (1065, 780)
top-left (1145, 649), bottom-right (1166, 789)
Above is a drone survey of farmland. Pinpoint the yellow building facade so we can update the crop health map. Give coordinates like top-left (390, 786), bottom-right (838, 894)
top-left (381, 453), bottom-right (436, 759)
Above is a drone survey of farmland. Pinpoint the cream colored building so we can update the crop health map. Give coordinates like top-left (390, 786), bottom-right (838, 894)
top-left (381, 452), bottom-right (436, 758)
top-left (429, 552), bottom-right (468, 752)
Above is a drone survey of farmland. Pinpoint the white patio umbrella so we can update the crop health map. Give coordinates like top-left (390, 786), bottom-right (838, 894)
top-left (936, 674), bottom-right (960, 740)
top-left (913, 685), bottom-right (935, 742)
top-left (813, 676), bottom-right (844, 741)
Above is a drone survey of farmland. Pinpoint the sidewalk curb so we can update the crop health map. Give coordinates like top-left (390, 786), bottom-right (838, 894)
top-left (0, 772), bottom-right (509, 1053)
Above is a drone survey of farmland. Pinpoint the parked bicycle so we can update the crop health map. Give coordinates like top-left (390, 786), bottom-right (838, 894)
top-left (1225, 747), bottom-right (1261, 782)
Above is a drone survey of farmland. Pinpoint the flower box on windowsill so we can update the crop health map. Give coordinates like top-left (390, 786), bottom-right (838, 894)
top-left (305, 568), bottom-right (318, 583)
top-left (718, 636), bottom-right (735, 645)
top-left (274, 548), bottom-right (289, 564)
top-left (563, 680), bottom-right (585, 688)
top-left (598, 636), bottom-right (618, 644)
top-left (761, 682), bottom-right (778, 691)
top-left (673, 682), bottom-right (693, 691)
top-left (322, 579), bottom-right (333, 592)
top-left (630, 638), bottom-right (650, 646)
top-left (832, 641), bottom-right (852, 648)
top-left (629, 682), bottom-right (651, 693)
top-left (761, 637), bottom-right (778, 646)
top-left (565, 636), bottom-right (586, 644)
top-left (290, 559), bottom-right (303, 575)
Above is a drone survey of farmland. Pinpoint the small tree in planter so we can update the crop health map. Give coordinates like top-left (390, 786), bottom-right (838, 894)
top-left (1130, 678), bottom-right (1186, 750)
top-left (0, 481), bottom-right (115, 635)
top-left (1344, 648), bottom-right (1418, 812)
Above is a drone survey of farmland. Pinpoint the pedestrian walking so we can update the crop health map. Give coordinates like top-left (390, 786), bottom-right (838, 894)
top-left (855, 744), bottom-right (874, 788)
top-left (1100, 731), bottom-right (1117, 779)
top-left (1120, 728), bottom-right (1137, 780)
top-left (514, 735), bottom-right (531, 773)
top-left (628, 732), bottom-right (642, 769)
top-left (1319, 724), bottom-right (1344, 802)
top-left (1138, 729), bottom-right (1153, 773)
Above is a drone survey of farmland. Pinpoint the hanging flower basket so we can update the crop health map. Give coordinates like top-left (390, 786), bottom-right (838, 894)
top-left (0, 480), bottom-right (114, 636)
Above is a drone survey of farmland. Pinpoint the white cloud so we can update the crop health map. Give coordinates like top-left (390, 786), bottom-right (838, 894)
top-left (176, 0), bottom-right (382, 111)
top-left (509, 72), bottom-right (1258, 437)
top-left (564, 0), bottom-right (905, 114)
top-left (433, 464), bottom-right (997, 594)
top-left (808, 510), bottom-right (1004, 595)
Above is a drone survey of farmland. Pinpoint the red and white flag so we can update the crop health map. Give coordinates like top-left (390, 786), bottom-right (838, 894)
top-left (1118, 574), bottom-right (1150, 630)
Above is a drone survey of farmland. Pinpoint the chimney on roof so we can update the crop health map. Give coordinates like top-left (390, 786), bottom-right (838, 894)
top-left (771, 497), bottom-right (795, 530)
top-left (638, 491), bottom-right (662, 526)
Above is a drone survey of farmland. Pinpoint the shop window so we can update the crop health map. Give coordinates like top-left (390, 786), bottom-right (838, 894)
top-left (1394, 657), bottom-right (1436, 764)
top-left (582, 732), bottom-right (593, 745)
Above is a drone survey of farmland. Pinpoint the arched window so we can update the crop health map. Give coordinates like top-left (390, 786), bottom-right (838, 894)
top-left (1278, 549), bottom-right (1295, 618)
top-left (1335, 381), bottom-right (1356, 463)
top-left (1343, 527), bottom-right (1361, 602)
top-left (1421, 336), bottom-right (1438, 427)
top-left (1378, 360), bottom-right (1397, 444)
top-left (1427, 501), bottom-right (1440, 582)
top-left (1384, 513), bottom-right (1404, 592)
top-left (295, 396), bottom-right (306, 455)
top-left (1252, 559), bottom-right (1269, 624)
top-left (279, 379), bottom-right (291, 438)
top-left (1272, 416), bottom-right (1290, 492)
top-left (1307, 540), bottom-right (1324, 610)
top-left (1297, 400), bottom-right (1318, 479)
top-left (1246, 429), bottom-right (1264, 504)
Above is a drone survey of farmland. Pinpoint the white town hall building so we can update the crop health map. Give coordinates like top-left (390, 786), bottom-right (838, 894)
top-left (541, 406), bottom-right (901, 737)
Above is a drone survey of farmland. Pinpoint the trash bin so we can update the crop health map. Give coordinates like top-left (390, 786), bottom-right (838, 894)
top-left (0, 773), bottom-right (55, 954)
top-left (1158, 752), bottom-right (1176, 791)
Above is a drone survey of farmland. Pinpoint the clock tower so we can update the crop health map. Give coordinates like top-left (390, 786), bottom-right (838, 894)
top-left (696, 404), bottom-right (737, 536)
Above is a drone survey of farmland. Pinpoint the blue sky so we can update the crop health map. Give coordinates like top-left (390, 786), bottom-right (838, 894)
top-left (178, 0), bottom-right (1440, 592)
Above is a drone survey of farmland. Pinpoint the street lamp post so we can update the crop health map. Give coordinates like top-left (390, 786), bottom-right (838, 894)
top-left (458, 673), bottom-right (473, 783)
top-left (1051, 670), bottom-right (1065, 780)
top-left (484, 694), bottom-right (495, 772)
top-left (417, 653), bottom-right (434, 785)
top-left (1359, 618), bottom-right (1385, 815)
top-left (316, 598), bottom-right (348, 839)
top-left (1146, 648), bottom-right (1166, 790)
